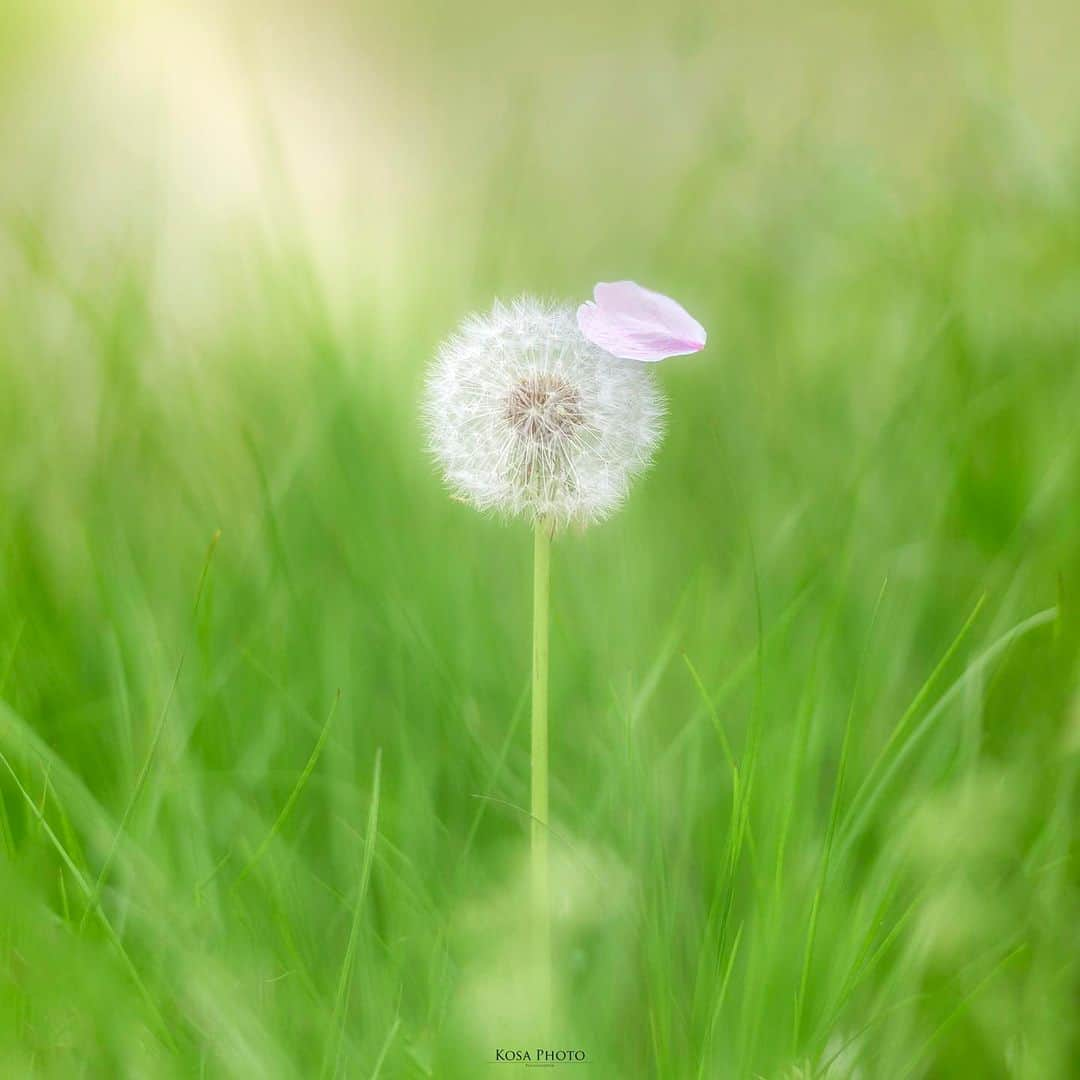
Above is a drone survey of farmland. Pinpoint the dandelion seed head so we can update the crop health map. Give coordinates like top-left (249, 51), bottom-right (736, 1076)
top-left (423, 297), bottom-right (665, 528)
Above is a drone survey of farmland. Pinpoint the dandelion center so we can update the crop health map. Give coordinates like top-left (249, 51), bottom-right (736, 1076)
top-left (505, 372), bottom-right (585, 444)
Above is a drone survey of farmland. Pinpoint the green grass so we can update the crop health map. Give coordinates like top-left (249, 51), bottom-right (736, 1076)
top-left (1, 2), bottom-right (1079, 1076)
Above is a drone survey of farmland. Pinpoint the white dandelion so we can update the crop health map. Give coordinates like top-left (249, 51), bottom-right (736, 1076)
top-left (423, 296), bottom-right (666, 530)
top-left (421, 282), bottom-right (706, 1034)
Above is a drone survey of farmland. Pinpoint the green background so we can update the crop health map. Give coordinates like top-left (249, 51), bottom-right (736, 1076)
top-left (1, 1), bottom-right (1078, 1076)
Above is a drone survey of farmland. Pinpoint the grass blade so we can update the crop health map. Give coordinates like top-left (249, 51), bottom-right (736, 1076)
top-left (322, 748), bottom-right (383, 1079)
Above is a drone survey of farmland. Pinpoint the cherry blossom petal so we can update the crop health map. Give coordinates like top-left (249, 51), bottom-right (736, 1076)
top-left (576, 281), bottom-right (706, 361)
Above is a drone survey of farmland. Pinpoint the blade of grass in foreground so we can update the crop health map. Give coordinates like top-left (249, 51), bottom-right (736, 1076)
top-left (79, 529), bottom-right (220, 933)
top-left (699, 920), bottom-right (744, 1079)
top-left (682, 652), bottom-right (738, 774)
top-left (322, 748), bottom-right (383, 1080)
top-left (838, 595), bottom-right (985, 840)
top-left (836, 605), bottom-right (1057, 861)
top-left (0, 748), bottom-right (177, 1052)
top-left (714, 506), bottom-right (769, 1075)
top-left (0, 700), bottom-right (151, 893)
top-left (369, 1015), bottom-right (401, 1080)
top-left (234, 688), bottom-right (342, 885)
top-left (0, 620), bottom-right (26, 855)
top-left (811, 881), bottom-right (926, 1052)
top-left (77, 656), bottom-right (183, 933)
top-left (900, 944), bottom-right (1026, 1079)
top-left (457, 682), bottom-right (529, 875)
top-left (793, 577), bottom-right (888, 1052)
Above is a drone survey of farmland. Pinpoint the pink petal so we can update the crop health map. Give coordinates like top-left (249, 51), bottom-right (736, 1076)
top-left (576, 281), bottom-right (706, 362)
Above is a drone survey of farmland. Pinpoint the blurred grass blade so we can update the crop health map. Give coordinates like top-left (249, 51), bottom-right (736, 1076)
top-left (323, 748), bottom-right (382, 1079)
top-left (235, 688), bottom-right (342, 885)
top-left (837, 605), bottom-right (1057, 858)
top-left (0, 747), bottom-right (177, 1051)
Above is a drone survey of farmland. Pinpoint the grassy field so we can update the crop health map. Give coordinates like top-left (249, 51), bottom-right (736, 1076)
top-left (1, 2), bottom-right (1079, 1076)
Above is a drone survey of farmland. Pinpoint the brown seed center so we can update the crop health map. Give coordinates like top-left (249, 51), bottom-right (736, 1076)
top-left (505, 373), bottom-right (584, 442)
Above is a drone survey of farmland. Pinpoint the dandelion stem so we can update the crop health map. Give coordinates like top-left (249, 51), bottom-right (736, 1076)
top-left (531, 519), bottom-right (552, 1033)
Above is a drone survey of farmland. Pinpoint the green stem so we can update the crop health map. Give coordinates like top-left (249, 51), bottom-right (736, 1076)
top-left (531, 519), bottom-right (551, 1033)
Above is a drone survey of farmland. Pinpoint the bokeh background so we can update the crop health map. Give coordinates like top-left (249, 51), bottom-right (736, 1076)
top-left (2, 1), bottom-right (1079, 1076)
